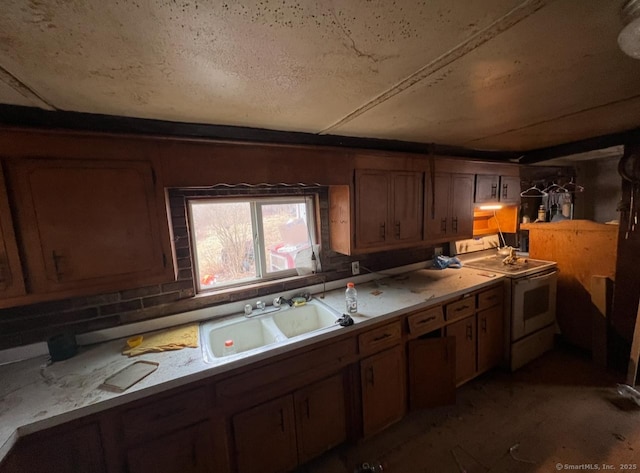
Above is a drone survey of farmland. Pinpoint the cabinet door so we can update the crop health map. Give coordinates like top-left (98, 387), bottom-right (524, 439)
top-left (4, 423), bottom-right (106, 473)
top-left (361, 345), bottom-right (406, 437)
top-left (446, 316), bottom-right (476, 385)
top-left (474, 175), bottom-right (500, 203)
top-left (477, 305), bottom-right (504, 373)
top-left (0, 166), bottom-right (25, 299)
top-left (294, 373), bottom-right (347, 463)
top-left (450, 174), bottom-right (474, 239)
top-left (233, 395), bottom-right (297, 473)
top-left (355, 170), bottom-right (390, 248)
top-left (392, 172), bottom-right (423, 243)
top-left (500, 175), bottom-right (521, 204)
top-left (408, 337), bottom-right (456, 410)
top-left (127, 422), bottom-right (215, 473)
top-left (8, 158), bottom-right (171, 295)
top-left (424, 173), bottom-right (451, 241)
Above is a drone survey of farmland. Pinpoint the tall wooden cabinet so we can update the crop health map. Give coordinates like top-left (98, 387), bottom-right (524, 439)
top-left (0, 166), bottom-right (25, 299)
top-left (6, 158), bottom-right (174, 298)
top-left (425, 173), bottom-right (474, 243)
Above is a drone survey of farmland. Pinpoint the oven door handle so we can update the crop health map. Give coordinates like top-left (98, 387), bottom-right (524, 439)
top-left (515, 270), bottom-right (557, 284)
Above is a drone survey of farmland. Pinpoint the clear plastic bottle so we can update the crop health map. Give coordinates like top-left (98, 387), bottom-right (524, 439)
top-left (617, 384), bottom-right (640, 406)
top-left (345, 282), bottom-right (358, 314)
top-left (223, 339), bottom-right (236, 356)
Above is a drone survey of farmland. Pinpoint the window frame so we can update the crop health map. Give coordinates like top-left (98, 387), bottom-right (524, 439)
top-left (187, 194), bottom-right (318, 293)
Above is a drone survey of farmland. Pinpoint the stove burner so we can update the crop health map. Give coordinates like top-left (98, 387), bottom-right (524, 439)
top-left (465, 255), bottom-right (554, 276)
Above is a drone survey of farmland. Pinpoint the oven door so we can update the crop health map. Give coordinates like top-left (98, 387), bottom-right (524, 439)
top-left (511, 270), bottom-right (557, 341)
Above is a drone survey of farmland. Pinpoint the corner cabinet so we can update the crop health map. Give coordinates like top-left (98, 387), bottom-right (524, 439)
top-left (329, 169), bottom-right (423, 255)
top-left (425, 173), bottom-right (474, 243)
top-left (6, 158), bottom-right (174, 299)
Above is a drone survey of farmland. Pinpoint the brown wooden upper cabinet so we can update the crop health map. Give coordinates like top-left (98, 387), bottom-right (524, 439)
top-left (6, 158), bottom-right (174, 299)
top-left (425, 173), bottom-right (474, 243)
top-left (0, 166), bottom-right (26, 300)
top-left (475, 175), bottom-right (520, 204)
top-left (355, 169), bottom-right (423, 250)
top-left (329, 170), bottom-right (423, 255)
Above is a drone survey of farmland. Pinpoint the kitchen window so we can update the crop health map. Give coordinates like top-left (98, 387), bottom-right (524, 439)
top-left (188, 196), bottom-right (317, 292)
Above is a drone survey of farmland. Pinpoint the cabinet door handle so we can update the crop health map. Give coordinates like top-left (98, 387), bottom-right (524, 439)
top-left (440, 218), bottom-right (447, 233)
top-left (52, 250), bottom-right (64, 280)
top-left (367, 366), bottom-right (375, 386)
top-left (416, 315), bottom-right (436, 325)
top-left (452, 217), bottom-right (458, 233)
top-left (491, 184), bottom-right (498, 199)
top-left (373, 333), bottom-right (391, 342)
top-left (395, 222), bottom-right (401, 238)
top-left (455, 305), bottom-right (470, 312)
top-left (502, 184), bottom-right (509, 199)
top-left (279, 408), bottom-right (285, 432)
top-left (485, 295), bottom-right (497, 301)
top-left (481, 317), bottom-right (487, 332)
top-left (466, 323), bottom-right (473, 340)
top-left (0, 262), bottom-right (8, 284)
top-left (380, 223), bottom-right (386, 239)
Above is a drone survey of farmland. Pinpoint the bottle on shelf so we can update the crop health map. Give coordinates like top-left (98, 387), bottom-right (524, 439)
top-left (537, 204), bottom-right (546, 222)
top-left (345, 282), bottom-right (358, 314)
top-left (223, 339), bottom-right (236, 356)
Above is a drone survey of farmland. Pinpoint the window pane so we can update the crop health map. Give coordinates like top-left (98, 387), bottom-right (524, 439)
top-left (190, 201), bottom-right (256, 289)
top-left (262, 202), bottom-right (311, 274)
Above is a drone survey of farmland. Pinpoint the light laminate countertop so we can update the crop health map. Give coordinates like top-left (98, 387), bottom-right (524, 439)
top-left (0, 266), bottom-right (504, 462)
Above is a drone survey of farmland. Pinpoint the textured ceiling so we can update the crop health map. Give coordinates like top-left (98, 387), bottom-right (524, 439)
top-left (1, 0), bottom-right (639, 152)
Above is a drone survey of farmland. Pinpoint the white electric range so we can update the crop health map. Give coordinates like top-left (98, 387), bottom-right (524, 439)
top-left (453, 236), bottom-right (558, 371)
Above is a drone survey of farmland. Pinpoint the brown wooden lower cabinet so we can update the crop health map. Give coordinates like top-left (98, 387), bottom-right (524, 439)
top-left (126, 421), bottom-right (215, 473)
top-left (446, 286), bottom-right (505, 385)
top-left (1, 423), bottom-right (106, 473)
top-left (294, 373), bottom-right (347, 463)
top-left (232, 373), bottom-right (347, 473)
top-left (407, 336), bottom-right (456, 410)
top-left (360, 345), bottom-right (406, 437)
top-left (477, 305), bottom-right (504, 374)
top-left (232, 395), bottom-right (298, 473)
top-left (446, 315), bottom-right (477, 385)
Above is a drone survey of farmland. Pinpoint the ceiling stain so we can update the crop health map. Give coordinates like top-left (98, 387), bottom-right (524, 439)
top-left (1, 0), bottom-right (639, 152)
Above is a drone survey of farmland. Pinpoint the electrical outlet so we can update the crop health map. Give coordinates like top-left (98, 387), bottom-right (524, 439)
top-left (351, 261), bottom-right (360, 275)
top-left (434, 246), bottom-right (444, 256)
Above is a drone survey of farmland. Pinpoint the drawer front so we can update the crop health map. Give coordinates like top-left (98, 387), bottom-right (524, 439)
top-left (445, 297), bottom-right (475, 322)
top-left (123, 386), bottom-right (208, 444)
top-left (359, 321), bottom-right (402, 356)
top-left (477, 285), bottom-right (503, 311)
top-left (407, 306), bottom-right (444, 337)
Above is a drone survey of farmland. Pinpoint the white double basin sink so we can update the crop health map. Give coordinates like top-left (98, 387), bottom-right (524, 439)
top-left (200, 298), bottom-right (343, 363)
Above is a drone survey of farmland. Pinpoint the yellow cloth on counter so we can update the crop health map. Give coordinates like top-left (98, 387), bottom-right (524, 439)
top-left (122, 324), bottom-right (199, 357)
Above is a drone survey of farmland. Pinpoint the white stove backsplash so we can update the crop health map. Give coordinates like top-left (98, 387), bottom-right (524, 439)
top-left (452, 234), bottom-right (501, 255)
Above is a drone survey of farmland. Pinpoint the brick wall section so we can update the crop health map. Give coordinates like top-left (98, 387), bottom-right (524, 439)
top-left (0, 187), bottom-right (434, 350)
